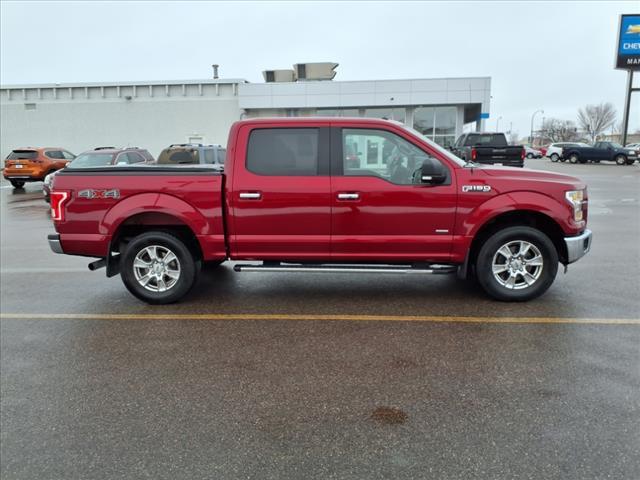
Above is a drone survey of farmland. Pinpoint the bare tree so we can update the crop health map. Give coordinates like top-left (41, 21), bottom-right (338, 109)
top-left (577, 103), bottom-right (617, 143)
top-left (540, 118), bottom-right (579, 143)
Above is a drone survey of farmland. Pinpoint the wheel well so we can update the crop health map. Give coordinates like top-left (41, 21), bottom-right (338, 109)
top-left (111, 212), bottom-right (203, 260)
top-left (467, 210), bottom-right (568, 274)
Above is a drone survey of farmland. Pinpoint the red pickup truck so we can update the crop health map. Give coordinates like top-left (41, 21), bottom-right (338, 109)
top-left (48, 117), bottom-right (592, 304)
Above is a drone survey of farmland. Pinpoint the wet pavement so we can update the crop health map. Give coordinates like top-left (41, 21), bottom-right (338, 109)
top-left (1, 161), bottom-right (639, 479)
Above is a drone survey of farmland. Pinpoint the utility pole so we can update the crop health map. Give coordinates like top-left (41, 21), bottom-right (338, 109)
top-left (621, 70), bottom-right (636, 146)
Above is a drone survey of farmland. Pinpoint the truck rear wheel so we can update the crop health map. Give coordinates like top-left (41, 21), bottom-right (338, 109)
top-left (550, 153), bottom-right (559, 162)
top-left (10, 180), bottom-right (25, 189)
top-left (568, 154), bottom-right (579, 164)
top-left (476, 226), bottom-right (558, 302)
top-left (120, 231), bottom-right (198, 304)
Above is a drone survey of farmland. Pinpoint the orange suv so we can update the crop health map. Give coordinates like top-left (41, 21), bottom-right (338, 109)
top-left (3, 147), bottom-right (75, 189)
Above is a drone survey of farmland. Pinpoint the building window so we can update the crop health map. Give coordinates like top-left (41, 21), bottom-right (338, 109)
top-left (364, 107), bottom-right (406, 123)
top-left (316, 108), bottom-right (361, 117)
top-left (414, 106), bottom-right (457, 146)
top-left (413, 107), bottom-right (435, 137)
top-left (24, 103), bottom-right (36, 110)
top-left (247, 128), bottom-right (319, 176)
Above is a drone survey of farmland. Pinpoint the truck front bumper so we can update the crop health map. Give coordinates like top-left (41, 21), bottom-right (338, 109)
top-left (48, 234), bottom-right (64, 254)
top-left (564, 229), bottom-right (592, 264)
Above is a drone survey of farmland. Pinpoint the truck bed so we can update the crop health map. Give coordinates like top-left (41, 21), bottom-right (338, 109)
top-left (51, 166), bottom-right (226, 260)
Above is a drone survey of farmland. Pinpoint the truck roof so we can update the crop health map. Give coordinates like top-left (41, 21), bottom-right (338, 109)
top-left (234, 117), bottom-right (403, 126)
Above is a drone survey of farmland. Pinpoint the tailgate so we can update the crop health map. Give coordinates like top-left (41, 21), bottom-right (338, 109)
top-left (475, 146), bottom-right (524, 166)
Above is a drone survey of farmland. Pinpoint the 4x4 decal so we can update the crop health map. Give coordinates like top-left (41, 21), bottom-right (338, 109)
top-left (78, 189), bottom-right (120, 199)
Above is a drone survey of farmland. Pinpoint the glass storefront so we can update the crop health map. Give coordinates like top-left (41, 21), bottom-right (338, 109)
top-left (413, 106), bottom-right (458, 147)
top-left (316, 108), bottom-right (361, 117)
top-left (363, 107), bottom-right (406, 123)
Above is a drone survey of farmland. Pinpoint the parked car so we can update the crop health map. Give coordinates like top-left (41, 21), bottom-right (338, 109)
top-left (562, 141), bottom-right (637, 165)
top-left (625, 143), bottom-right (640, 157)
top-left (48, 117), bottom-right (592, 304)
top-left (3, 147), bottom-right (75, 189)
top-left (67, 147), bottom-right (155, 169)
top-left (43, 147), bottom-right (155, 201)
top-left (42, 170), bottom-right (57, 203)
top-left (157, 144), bottom-right (226, 166)
top-left (538, 146), bottom-right (548, 157)
top-left (524, 146), bottom-right (543, 159)
top-left (451, 132), bottom-right (524, 167)
top-left (545, 142), bottom-right (589, 162)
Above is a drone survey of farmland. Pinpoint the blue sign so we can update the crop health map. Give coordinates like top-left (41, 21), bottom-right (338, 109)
top-left (479, 112), bottom-right (490, 119)
top-left (616, 14), bottom-right (640, 70)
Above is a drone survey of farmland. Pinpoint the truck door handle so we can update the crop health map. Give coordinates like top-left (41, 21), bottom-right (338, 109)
top-left (239, 192), bottom-right (262, 200)
top-left (337, 192), bottom-right (360, 200)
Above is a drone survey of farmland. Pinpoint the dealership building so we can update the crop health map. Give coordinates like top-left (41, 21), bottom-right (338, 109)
top-left (0, 64), bottom-right (491, 159)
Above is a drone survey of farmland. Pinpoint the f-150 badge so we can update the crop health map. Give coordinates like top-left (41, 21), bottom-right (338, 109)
top-left (462, 185), bottom-right (491, 193)
top-left (78, 189), bottom-right (120, 199)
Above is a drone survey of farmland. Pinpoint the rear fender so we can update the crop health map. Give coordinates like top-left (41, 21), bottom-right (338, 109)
top-left (100, 193), bottom-right (212, 237)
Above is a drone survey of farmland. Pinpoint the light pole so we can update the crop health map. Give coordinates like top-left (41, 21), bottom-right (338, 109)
top-left (496, 116), bottom-right (502, 132)
top-left (530, 109), bottom-right (543, 146)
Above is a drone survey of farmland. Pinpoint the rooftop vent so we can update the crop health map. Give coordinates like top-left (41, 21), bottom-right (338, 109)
top-left (262, 69), bottom-right (296, 83)
top-left (293, 62), bottom-right (338, 81)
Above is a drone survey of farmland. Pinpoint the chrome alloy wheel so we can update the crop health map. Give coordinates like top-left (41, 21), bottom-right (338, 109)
top-left (491, 240), bottom-right (543, 290)
top-left (133, 245), bottom-right (181, 292)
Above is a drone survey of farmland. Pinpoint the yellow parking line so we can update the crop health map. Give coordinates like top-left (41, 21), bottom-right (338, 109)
top-left (0, 313), bottom-right (639, 325)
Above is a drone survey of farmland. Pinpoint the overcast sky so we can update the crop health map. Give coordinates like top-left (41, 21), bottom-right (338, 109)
top-left (1, 0), bottom-right (638, 137)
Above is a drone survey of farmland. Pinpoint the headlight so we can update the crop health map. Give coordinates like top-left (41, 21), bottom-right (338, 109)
top-left (565, 190), bottom-right (585, 222)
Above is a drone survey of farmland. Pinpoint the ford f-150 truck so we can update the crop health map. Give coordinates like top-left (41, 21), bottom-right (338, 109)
top-left (48, 118), bottom-right (592, 304)
top-left (451, 132), bottom-right (525, 168)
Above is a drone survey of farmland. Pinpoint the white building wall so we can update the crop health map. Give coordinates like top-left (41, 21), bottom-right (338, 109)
top-left (0, 81), bottom-right (243, 159)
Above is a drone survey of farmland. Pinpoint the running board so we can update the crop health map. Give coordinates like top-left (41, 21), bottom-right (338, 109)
top-left (233, 262), bottom-right (457, 275)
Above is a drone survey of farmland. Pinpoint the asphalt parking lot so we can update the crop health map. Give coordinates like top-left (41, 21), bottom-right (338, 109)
top-left (1, 160), bottom-right (639, 479)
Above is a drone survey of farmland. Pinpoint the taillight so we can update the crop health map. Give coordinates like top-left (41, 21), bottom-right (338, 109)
top-left (521, 148), bottom-right (525, 160)
top-left (471, 148), bottom-right (477, 161)
top-left (50, 190), bottom-right (70, 222)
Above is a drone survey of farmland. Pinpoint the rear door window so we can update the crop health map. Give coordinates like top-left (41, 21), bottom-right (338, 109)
top-left (126, 152), bottom-right (145, 164)
top-left (8, 150), bottom-right (37, 160)
top-left (247, 128), bottom-right (319, 176)
top-left (45, 150), bottom-right (64, 159)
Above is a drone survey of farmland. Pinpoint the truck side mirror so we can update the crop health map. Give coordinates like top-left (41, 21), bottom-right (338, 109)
top-left (420, 158), bottom-right (447, 185)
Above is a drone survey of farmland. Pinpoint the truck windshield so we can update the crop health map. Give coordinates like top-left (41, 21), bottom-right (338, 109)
top-left (463, 134), bottom-right (507, 147)
top-left (401, 125), bottom-right (466, 167)
top-left (67, 153), bottom-right (115, 168)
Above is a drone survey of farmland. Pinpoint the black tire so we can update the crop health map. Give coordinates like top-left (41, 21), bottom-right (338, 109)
top-left (120, 231), bottom-right (198, 304)
top-left (10, 180), bottom-right (25, 189)
top-left (568, 153), bottom-right (579, 164)
top-left (475, 226), bottom-right (558, 302)
top-left (615, 154), bottom-right (627, 166)
top-left (550, 153), bottom-right (559, 162)
top-left (526, 153), bottom-right (533, 159)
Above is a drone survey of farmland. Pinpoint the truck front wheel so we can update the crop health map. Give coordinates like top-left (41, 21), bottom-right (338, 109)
top-left (615, 154), bottom-right (627, 166)
top-left (475, 226), bottom-right (558, 302)
top-left (120, 231), bottom-right (198, 304)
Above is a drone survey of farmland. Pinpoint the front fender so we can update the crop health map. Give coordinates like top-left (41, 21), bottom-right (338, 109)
top-left (461, 191), bottom-right (575, 238)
